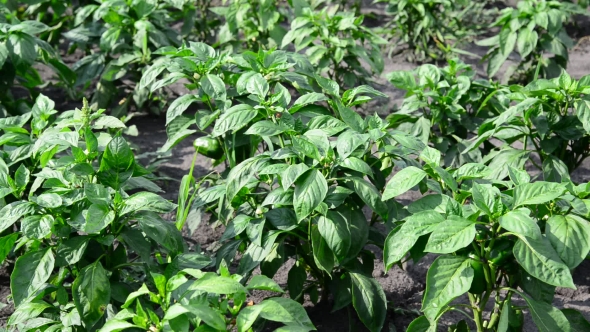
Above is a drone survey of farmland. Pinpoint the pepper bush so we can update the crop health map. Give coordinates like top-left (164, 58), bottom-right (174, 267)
top-left (382, 147), bottom-right (590, 331)
top-left (0, 95), bottom-right (313, 331)
top-left (159, 45), bottom-right (409, 331)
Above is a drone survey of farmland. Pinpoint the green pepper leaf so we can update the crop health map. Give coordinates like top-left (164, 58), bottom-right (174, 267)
top-left (422, 255), bottom-right (473, 322)
top-left (382, 166), bottom-right (426, 201)
top-left (562, 309), bottom-right (590, 331)
top-left (294, 169), bottom-right (328, 221)
top-left (136, 212), bottom-right (184, 255)
top-left (513, 182), bottom-right (566, 207)
top-left (311, 225), bottom-right (335, 275)
top-left (318, 210), bottom-right (351, 262)
top-left (73, 261), bottom-right (110, 328)
top-left (350, 272), bottom-right (387, 332)
top-left (201, 74), bottom-right (227, 101)
top-left (513, 237), bottom-right (575, 289)
top-left (523, 295), bottom-right (571, 332)
top-left (11, 248), bottom-right (54, 307)
top-left (166, 94), bottom-right (199, 126)
top-left (120, 192), bottom-right (177, 216)
top-left (211, 104), bottom-right (258, 137)
top-left (546, 215), bottom-right (590, 269)
top-left (0, 233), bottom-right (18, 264)
top-left (425, 216), bottom-right (476, 254)
top-left (258, 297), bottom-right (315, 330)
top-left (97, 136), bottom-right (135, 190)
top-left (499, 209), bottom-right (542, 240)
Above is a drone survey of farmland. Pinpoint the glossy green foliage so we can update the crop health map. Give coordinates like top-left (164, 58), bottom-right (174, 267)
top-left (387, 59), bottom-right (507, 167)
top-left (65, 0), bottom-right (184, 116)
top-left (1, 0), bottom-right (85, 46)
top-left (168, 45), bottom-right (400, 330)
top-left (466, 71), bottom-right (590, 177)
top-left (478, 0), bottom-right (587, 83)
top-left (377, 0), bottom-right (496, 62)
top-left (211, 0), bottom-right (288, 51)
top-left (142, 44), bottom-right (317, 166)
top-left (142, 43), bottom-right (387, 167)
top-left (2, 95), bottom-right (313, 331)
top-left (281, 0), bottom-right (386, 87)
top-left (99, 262), bottom-right (315, 331)
top-left (1, 96), bottom-right (172, 329)
top-left (383, 153), bottom-right (590, 331)
top-left (0, 10), bottom-right (75, 116)
top-left (4, 0), bottom-right (590, 331)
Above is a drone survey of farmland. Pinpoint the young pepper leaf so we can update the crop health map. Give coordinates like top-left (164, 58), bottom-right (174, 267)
top-left (258, 297), bottom-right (316, 330)
top-left (382, 166), bottom-right (427, 201)
top-left (97, 135), bottom-right (135, 190)
top-left (247, 275), bottom-right (284, 293)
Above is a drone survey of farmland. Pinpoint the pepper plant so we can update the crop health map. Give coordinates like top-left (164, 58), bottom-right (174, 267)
top-left (281, 1), bottom-right (386, 87)
top-left (210, 0), bottom-right (289, 52)
top-left (478, 0), bottom-right (586, 83)
top-left (0, 95), bottom-right (181, 330)
top-left (0, 95), bottom-right (313, 331)
top-left (140, 43), bottom-right (326, 167)
top-left (376, 0), bottom-right (494, 62)
top-left (93, 262), bottom-right (315, 331)
top-left (65, 0), bottom-right (182, 116)
top-left (382, 148), bottom-right (590, 331)
top-left (464, 71), bottom-right (590, 179)
top-left (386, 59), bottom-right (508, 167)
top-left (170, 68), bottom-right (419, 330)
top-left (0, 11), bottom-right (75, 116)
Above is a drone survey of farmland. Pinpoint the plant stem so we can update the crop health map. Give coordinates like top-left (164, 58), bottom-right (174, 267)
top-left (448, 306), bottom-right (476, 322)
top-left (468, 293), bottom-right (485, 332)
top-left (293, 240), bottom-right (324, 286)
top-left (347, 306), bottom-right (354, 332)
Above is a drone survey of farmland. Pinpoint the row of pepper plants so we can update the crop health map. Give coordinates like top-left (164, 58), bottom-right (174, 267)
top-left (132, 42), bottom-right (590, 331)
top-left (2, 0), bottom-right (587, 116)
top-left (1, 0), bottom-right (590, 331)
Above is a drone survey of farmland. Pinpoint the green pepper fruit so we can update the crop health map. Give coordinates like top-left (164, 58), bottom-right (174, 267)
top-left (469, 254), bottom-right (487, 294)
top-left (475, 225), bottom-right (490, 242)
top-left (489, 239), bottom-right (513, 267)
top-left (193, 136), bottom-right (223, 159)
top-left (511, 309), bottom-right (524, 330)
